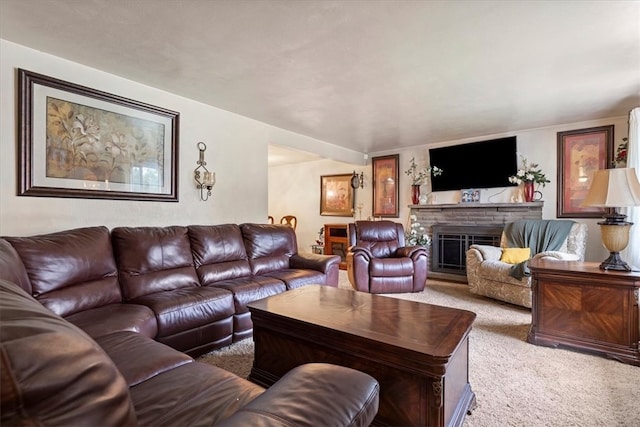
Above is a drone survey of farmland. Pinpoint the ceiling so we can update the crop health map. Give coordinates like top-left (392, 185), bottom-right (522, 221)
top-left (1, 0), bottom-right (639, 165)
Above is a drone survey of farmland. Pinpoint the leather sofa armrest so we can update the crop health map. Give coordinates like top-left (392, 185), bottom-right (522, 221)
top-left (347, 245), bottom-right (373, 260)
top-left (290, 253), bottom-right (340, 273)
top-left (396, 245), bottom-right (427, 259)
top-left (468, 244), bottom-right (502, 261)
top-left (216, 363), bottom-right (379, 427)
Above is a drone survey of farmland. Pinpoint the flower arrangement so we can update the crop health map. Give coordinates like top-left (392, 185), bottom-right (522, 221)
top-left (405, 214), bottom-right (431, 247)
top-left (508, 154), bottom-right (550, 187)
top-left (404, 157), bottom-right (443, 185)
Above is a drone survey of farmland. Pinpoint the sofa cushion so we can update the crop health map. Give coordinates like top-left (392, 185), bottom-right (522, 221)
top-left (478, 260), bottom-right (531, 287)
top-left (131, 286), bottom-right (235, 338)
top-left (240, 223), bottom-right (296, 275)
top-left (353, 221), bottom-right (402, 258)
top-left (66, 303), bottom-right (158, 339)
top-left (216, 363), bottom-right (380, 427)
top-left (212, 277), bottom-right (286, 313)
top-left (0, 238), bottom-right (31, 293)
top-left (95, 331), bottom-right (193, 387)
top-left (4, 226), bottom-right (121, 317)
top-left (500, 247), bottom-right (531, 264)
top-left (188, 224), bottom-right (253, 282)
top-left (264, 268), bottom-right (331, 290)
top-left (129, 360), bottom-right (264, 426)
top-left (0, 280), bottom-right (136, 426)
top-left (112, 226), bottom-right (200, 300)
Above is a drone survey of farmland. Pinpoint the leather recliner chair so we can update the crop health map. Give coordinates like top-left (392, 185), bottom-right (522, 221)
top-left (346, 220), bottom-right (428, 293)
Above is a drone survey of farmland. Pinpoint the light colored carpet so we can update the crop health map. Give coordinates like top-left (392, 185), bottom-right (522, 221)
top-left (199, 271), bottom-right (639, 426)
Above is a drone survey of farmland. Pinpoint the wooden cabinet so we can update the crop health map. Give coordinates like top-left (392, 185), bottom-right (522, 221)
top-left (324, 224), bottom-right (349, 270)
top-left (527, 259), bottom-right (640, 366)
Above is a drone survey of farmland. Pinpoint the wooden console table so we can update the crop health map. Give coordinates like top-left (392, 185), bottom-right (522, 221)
top-left (527, 259), bottom-right (640, 366)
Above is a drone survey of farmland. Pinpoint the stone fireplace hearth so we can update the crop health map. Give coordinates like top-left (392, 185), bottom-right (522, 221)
top-left (410, 202), bottom-right (543, 282)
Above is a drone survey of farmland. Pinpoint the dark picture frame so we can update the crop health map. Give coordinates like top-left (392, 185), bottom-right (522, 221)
top-left (320, 173), bottom-right (354, 216)
top-left (372, 154), bottom-right (399, 217)
top-left (18, 69), bottom-right (179, 202)
top-left (557, 125), bottom-right (614, 218)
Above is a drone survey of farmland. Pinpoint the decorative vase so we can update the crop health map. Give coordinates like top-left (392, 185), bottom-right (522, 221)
top-left (524, 181), bottom-right (535, 202)
top-left (411, 184), bottom-right (420, 205)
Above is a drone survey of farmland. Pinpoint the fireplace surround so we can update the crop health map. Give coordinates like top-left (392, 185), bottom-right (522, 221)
top-left (409, 202), bottom-right (543, 282)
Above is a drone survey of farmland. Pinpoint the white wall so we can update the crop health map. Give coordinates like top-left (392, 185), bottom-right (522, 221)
top-left (0, 40), bottom-right (347, 236)
top-left (269, 158), bottom-right (370, 253)
top-left (271, 118), bottom-right (630, 263)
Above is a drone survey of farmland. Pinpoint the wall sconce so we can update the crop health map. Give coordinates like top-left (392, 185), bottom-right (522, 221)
top-left (194, 142), bottom-right (216, 201)
top-left (351, 170), bottom-right (364, 189)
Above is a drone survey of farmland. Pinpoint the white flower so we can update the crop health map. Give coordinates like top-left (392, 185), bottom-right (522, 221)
top-left (508, 154), bottom-right (550, 187)
top-left (404, 157), bottom-right (443, 185)
top-left (405, 217), bottom-right (431, 247)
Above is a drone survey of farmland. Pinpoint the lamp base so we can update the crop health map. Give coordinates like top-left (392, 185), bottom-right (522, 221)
top-left (599, 251), bottom-right (632, 271)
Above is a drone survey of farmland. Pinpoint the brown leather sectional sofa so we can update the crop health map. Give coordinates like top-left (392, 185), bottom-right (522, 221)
top-left (0, 223), bottom-right (380, 426)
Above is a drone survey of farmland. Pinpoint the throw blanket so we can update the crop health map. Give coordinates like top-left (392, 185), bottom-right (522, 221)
top-left (505, 219), bottom-right (575, 280)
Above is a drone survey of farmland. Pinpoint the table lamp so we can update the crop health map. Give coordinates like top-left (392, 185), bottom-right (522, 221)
top-left (582, 168), bottom-right (640, 271)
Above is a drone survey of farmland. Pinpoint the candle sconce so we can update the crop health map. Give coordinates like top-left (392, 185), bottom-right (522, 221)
top-left (350, 170), bottom-right (364, 189)
top-left (194, 142), bottom-right (216, 201)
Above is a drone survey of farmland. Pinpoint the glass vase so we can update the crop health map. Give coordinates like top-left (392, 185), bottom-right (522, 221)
top-left (524, 181), bottom-right (535, 202)
top-left (411, 185), bottom-right (420, 205)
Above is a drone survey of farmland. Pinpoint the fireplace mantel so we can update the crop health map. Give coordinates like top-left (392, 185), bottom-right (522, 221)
top-left (409, 201), bottom-right (543, 211)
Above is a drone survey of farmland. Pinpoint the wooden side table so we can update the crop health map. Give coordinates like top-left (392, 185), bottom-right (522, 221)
top-left (324, 224), bottom-right (348, 270)
top-left (527, 259), bottom-right (640, 366)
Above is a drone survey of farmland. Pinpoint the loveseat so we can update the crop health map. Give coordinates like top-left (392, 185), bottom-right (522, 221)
top-left (0, 223), bottom-right (381, 426)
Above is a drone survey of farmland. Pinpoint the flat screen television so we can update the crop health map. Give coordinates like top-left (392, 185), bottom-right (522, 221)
top-left (429, 136), bottom-right (518, 191)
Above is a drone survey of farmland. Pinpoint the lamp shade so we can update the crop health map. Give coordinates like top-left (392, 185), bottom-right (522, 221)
top-left (582, 168), bottom-right (640, 208)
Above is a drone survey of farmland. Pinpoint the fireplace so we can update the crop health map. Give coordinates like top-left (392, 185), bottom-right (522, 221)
top-left (432, 225), bottom-right (504, 277)
top-left (409, 202), bottom-right (543, 282)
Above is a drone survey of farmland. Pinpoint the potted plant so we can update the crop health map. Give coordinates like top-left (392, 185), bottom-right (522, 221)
top-left (404, 157), bottom-right (443, 204)
top-left (508, 155), bottom-right (550, 202)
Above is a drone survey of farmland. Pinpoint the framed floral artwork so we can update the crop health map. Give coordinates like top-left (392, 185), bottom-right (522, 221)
top-left (372, 154), bottom-right (399, 217)
top-left (320, 174), bottom-right (354, 216)
top-left (557, 125), bottom-right (613, 218)
top-left (18, 69), bottom-right (179, 201)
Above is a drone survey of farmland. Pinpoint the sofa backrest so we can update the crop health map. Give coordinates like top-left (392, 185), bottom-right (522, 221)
top-left (3, 227), bottom-right (121, 317)
top-left (349, 220), bottom-right (405, 258)
top-left (188, 224), bottom-right (252, 285)
top-left (499, 221), bottom-right (588, 261)
top-left (112, 226), bottom-right (200, 300)
top-left (0, 280), bottom-right (136, 426)
top-left (0, 238), bottom-right (31, 293)
top-left (240, 223), bottom-right (296, 275)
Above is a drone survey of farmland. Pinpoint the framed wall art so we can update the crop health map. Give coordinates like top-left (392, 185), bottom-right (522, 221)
top-left (372, 154), bottom-right (399, 217)
top-left (557, 125), bottom-right (613, 218)
top-left (18, 69), bottom-right (179, 202)
top-left (320, 173), bottom-right (354, 216)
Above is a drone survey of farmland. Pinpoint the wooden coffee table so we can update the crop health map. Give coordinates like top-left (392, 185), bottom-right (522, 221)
top-left (247, 285), bottom-right (476, 427)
